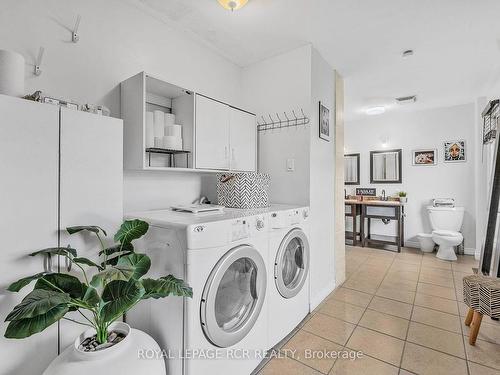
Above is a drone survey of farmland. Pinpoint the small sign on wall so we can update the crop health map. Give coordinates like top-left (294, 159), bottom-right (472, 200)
top-left (356, 188), bottom-right (377, 196)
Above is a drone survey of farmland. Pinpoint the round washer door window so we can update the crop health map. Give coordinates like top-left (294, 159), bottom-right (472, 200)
top-left (201, 245), bottom-right (266, 348)
top-left (275, 228), bottom-right (310, 299)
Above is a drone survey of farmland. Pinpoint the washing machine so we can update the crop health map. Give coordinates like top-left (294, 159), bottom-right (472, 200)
top-left (125, 209), bottom-right (269, 375)
top-left (267, 205), bottom-right (310, 348)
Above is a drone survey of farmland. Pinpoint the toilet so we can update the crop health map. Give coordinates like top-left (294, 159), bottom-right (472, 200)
top-left (427, 206), bottom-right (465, 261)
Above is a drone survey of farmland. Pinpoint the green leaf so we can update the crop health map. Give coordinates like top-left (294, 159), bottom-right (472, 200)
top-left (142, 275), bottom-right (193, 299)
top-left (90, 265), bottom-right (135, 288)
top-left (73, 257), bottom-right (103, 271)
top-left (5, 289), bottom-right (70, 321)
top-left (7, 272), bottom-right (48, 292)
top-left (116, 253), bottom-right (151, 280)
top-left (34, 273), bottom-right (85, 299)
top-left (114, 220), bottom-right (149, 244)
top-left (100, 280), bottom-right (144, 322)
top-left (4, 305), bottom-right (69, 339)
top-left (67, 225), bottom-right (107, 236)
top-left (101, 251), bottom-right (133, 267)
top-left (82, 287), bottom-right (100, 307)
top-left (30, 247), bottom-right (77, 258)
top-left (99, 242), bottom-right (134, 256)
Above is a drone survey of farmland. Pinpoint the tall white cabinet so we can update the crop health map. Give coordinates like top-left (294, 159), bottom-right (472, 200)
top-left (0, 95), bottom-right (123, 374)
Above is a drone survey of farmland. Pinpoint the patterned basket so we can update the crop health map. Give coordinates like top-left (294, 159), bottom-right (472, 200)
top-left (217, 173), bottom-right (270, 209)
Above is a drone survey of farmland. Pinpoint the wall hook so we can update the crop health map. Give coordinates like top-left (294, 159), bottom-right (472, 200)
top-left (72, 15), bottom-right (81, 43)
top-left (34, 47), bottom-right (44, 76)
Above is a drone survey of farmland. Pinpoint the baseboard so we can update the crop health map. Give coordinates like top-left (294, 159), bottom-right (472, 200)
top-left (464, 247), bottom-right (476, 256)
top-left (310, 279), bottom-right (336, 311)
top-left (405, 240), bottom-right (420, 248)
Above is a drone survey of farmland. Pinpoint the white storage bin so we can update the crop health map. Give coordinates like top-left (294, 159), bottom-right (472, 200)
top-left (217, 173), bottom-right (270, 209)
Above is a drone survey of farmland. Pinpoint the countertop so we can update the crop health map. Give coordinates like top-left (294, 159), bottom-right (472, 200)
top-left (345, 199), bottom-right (404, 206)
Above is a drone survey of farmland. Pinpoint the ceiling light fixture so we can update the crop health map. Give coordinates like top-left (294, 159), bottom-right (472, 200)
top-left (366, 106), bottom-right (386, 115)
top-left (218, 0), bottom-right (248, 11)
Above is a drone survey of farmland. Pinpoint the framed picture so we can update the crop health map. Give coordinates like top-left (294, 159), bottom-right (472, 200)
top-left (444, 140), bottom-right (466, 162)
top-left (412, 149), bottom-right (437, 166)
top-left (319, 101), bottom-right (331, 141)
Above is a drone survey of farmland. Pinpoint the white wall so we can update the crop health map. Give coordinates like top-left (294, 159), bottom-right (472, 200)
top-left (309, 49), bottom-right (337, 308)
top-left (241, 45), bottom-right (338, 308)
top-left (0, 0), bottom-right (241, 211)
top-left (241, 45), bottom-right (312, 206)
top-left (345, 103), bottom-right (476, 252)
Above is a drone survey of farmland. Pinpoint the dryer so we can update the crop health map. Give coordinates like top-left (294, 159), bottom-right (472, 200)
top-left (268, 206), bottom-right (310, 348)
top-left (125, 209), bottom-right (269, 375)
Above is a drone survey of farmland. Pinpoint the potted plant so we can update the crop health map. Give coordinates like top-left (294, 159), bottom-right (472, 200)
top-left (398, 191), bottom-right (408, 203)
top-left (4, 219), bottom-right (192, 375)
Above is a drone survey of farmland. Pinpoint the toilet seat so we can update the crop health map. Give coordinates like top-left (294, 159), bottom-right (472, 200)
top-left (432, 230), bottom-right (462, 238)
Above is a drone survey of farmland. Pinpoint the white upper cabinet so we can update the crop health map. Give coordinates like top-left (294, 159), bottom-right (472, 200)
top-left (121, 72), bottom-right (256, 173)
top-left (195, 94), bottom-right (230, 170)
top-left (229, 107), bottom-right (256, 172)
top-left (195, 94), bottom-right (256, 172)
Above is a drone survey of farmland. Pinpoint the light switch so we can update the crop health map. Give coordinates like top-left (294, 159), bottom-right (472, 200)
top-left (286, 158), bottom-right (295, 172)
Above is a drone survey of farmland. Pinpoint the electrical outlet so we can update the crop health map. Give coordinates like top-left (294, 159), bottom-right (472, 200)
top-left (286, 158), bottom-right (295, 172)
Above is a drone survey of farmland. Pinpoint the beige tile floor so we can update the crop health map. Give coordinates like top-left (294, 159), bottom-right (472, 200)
top-left (259, 245), bottom-right (500, 375)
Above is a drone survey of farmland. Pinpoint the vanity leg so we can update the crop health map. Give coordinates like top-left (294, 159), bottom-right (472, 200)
top-left (360, 207), bottom-right (365, 247)
top-left (353, 213), bottom-right (357, 246)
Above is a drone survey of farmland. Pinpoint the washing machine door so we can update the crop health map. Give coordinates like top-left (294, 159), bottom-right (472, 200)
top-left (275, 228), bottom-right (310, 299)
top-left (200, 245), bottom-right (266, 348)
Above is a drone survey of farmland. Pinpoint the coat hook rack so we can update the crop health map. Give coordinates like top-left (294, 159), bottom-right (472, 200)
top-left (34, 47), bottom-right (44, 76)
top-left (257, 108), bottom-right (310, 132)
top-left (72, 15), bottom-right (81, 43)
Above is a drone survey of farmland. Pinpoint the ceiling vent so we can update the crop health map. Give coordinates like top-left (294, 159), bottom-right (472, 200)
top-left (396, 95), bottom-right (417, 104)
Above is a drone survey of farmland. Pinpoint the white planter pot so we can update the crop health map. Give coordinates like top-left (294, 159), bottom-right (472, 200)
top-left (399, 197), bottom-right (408, 203)
top-left (43, 322), bottom-right (165, 375)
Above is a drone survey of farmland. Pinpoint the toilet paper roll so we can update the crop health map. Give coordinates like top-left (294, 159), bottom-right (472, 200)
top-left (0, 50), bottom-right (25, 97)
top-left (154, 137), bottom-right (163, 148)
top-left (153, 110), bottom-right (165, 138)
top-left (163, 136), bottom-right (183, 150)
top-left (165, 124), bottom-right (182, 138)
top-left (145, 112), bottom-right (155, 148)
top-left (164, 113), bottom-right (175, 126)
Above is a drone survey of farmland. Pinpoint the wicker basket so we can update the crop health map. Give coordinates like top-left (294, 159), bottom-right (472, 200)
top-left (217, 173), bottom-right (270, 209)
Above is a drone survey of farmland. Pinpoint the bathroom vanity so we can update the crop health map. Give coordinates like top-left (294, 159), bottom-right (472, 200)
top-left (345, 199), bottom-right (405, 252)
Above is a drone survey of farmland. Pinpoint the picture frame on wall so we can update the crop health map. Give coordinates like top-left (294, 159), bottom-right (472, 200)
top-left (412, 149), bottom-right (437, 166)
top-left (319, 101), bottom-right (331, 142)
top-left (444, 140), bottom-right (466, 162)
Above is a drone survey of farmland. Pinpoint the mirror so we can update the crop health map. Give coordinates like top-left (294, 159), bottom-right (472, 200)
top-left (370, 149), bottom-right (402, 183)
top-left (344, 154), bottom-right (360, 185)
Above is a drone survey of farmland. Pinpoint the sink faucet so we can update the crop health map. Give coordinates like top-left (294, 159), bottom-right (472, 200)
top-left (382, 189), bottom-right (386, 201)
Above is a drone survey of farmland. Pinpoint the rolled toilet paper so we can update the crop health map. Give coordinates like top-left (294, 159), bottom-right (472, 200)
top-left (154, 137), bottom-right (163, 148)
top-left (164, 113), bottom-right (175, 126)
top-left (165, 124), bottom-right (182, 138)
top-left (153, 110), bottom-right (165, 138)
top-left (163, 136), bottom-right (183, 150)
top-left (145, 112), bottom-right (155, 148)
top-left (0, 50), bottom-right (25, 97)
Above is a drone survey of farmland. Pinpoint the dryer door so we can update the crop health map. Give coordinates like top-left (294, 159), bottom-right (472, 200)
top-left (275, 228), bottom-right (310, 298)
top-left (201, 245), bottom-right (266, 348)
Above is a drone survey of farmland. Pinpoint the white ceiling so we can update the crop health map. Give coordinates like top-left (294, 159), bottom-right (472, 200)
top-left (136, 0), bottom-right (500, 120)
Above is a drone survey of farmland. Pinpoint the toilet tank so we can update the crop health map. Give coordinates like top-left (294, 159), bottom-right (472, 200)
top-left (427, 206), bottom-right (465, 231)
